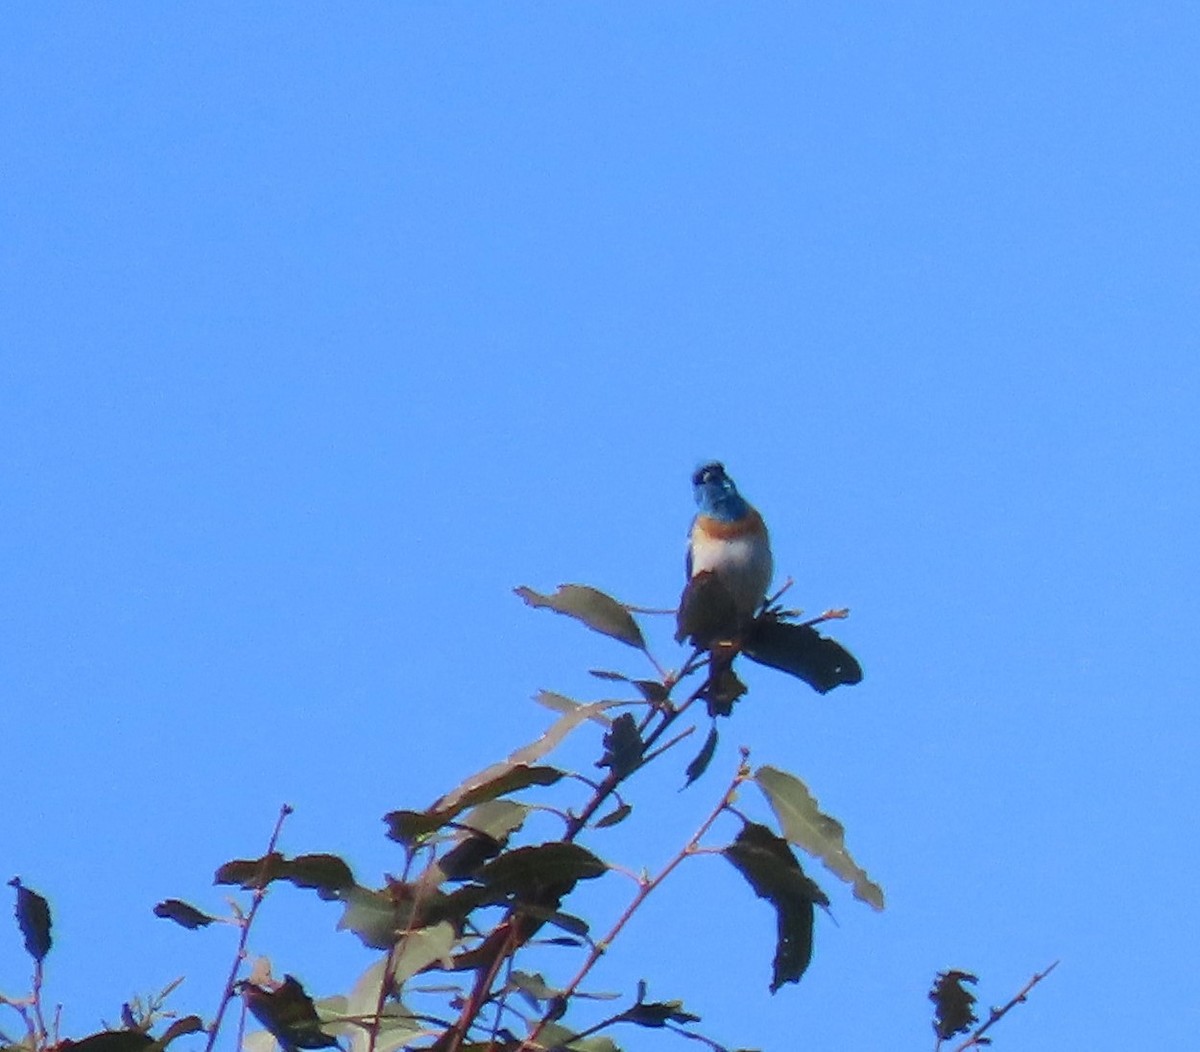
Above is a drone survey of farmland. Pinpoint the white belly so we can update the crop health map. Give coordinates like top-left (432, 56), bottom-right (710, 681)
top-left (689, 529), bottom-right (773, 618)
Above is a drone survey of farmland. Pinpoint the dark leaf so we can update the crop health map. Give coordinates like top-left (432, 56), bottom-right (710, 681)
top-left (754, 765), bottom-right (885, 910)
top-left (385, 766), bottom-right (564, 846)
top-left (596, 713), bottom-right (644, 779)
top-left (515, 903), bottom-right (591, 937)
top-left (439, 833), bottom-right (505, 880)
top-left (683, 726), bottom-right (719, 788)
top-left (382, 809), bottom-right (447, 846)
top-left (543, 936), bottom-right (584, 947)
top-left (588, 670), bottom-right (668, 706)
top-left (214, 853), bottom-right (285, 889)
top-left (158, 1016), bottom-right (205, 1048)
top-left (62, 1031), bottom-right (154, 1052)
top-left (509, 970), bottom-right (560, 1004)
top-left (153, 899), bottom-right (215, 930)
top-left (675, 572), bottom-right (740, 647)
top-left (9, 878), bottom-right (51, 962)
top-left (929, 970), bottom-right (979, 1040)
top-left (451, 765), bottom-right (565, 813)
top-left (743, 617), bottom-right (862, 694)
top-left (702, 659), bottom-right (746, 718)
top-left (632, 680), bottom-right (669, 705)
top-left (594, 803), bottom-right (632, 829)
top-left (240, 975), bottom-right (338, 1052)
top-left (722, 823), bottom-right (829, 992)
top-left (279, 854), bottom-right (356, 897)
top-left (515, 584), bottom-right (646, 650)
top-left (477, 843), bottom-right (607, 899)
top-left (620, 1000), bottom-right (701, 1028)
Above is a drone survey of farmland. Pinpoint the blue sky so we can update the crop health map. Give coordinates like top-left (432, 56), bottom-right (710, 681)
top-left (4, 5), bottom-right (1199, 1051)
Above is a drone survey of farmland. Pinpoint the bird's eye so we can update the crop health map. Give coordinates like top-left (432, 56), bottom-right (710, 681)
top-left (693, 462), bottom-right (725, 486)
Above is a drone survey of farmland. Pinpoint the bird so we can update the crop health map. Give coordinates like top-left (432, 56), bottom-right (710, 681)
top-left (678, 462), bottom-right (773, 645)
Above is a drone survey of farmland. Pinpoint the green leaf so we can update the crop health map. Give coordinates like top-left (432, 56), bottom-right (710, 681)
top-left (515, 584), bottom-right (646, 650)
top-left (477, 843), bottom-right (607, 898)
top-left (386, 765), bottom-right (563, 846)
top-left (440, 763), bottom-right (567, 816)
top-left (596, 713), bottom-right (644, 779)
top-left (536, 1023), bottom-right (621, 1052)
top-left (240, 974), bottom-right (339, 1052)
top-left (683, 726), bottom-right (719, 788)
top-left (929, 970), bottom-right (979, 1040)
top-left (9, 878), bottom-right (51, 962)
top-left (211, 853), bottom-right (355, 901)
top-left (156, 1015), bottom-right (205, 1049)
top-left (754, 765), bottom-right (885, 910)
top-left (426, 698), bottom-right (624, 820)
top-left (722, 822), bottom-right (829, 992)
top-left (535, 690), bottom-right (615, 725)
top-left (509, 969), bottom-right (561, 1003)
top-left (214, 852), bottom-right (285, 889)
top-left (279, 854), bottom-right (356, 897)
top-left (392, 922), bottom-right (456, 984)
top-left (60, 1032), bottom-right (153, 1052)
top-left (435, 800), bottom-right (531, 882)
top-left (153, 899), bottom-right (215, 930)
top-left (619, 999), bottom-right (700, 1028)
top-left (587, 672), bottom-right (669, 706)
top-left (514, 903), bottom-right (591, 938)
top-left (594, 803), bottom-right (632, 829)
top-left (335, 885), bottom-right (409, 950)
top-left (743, 617), bottom-right (862, 693)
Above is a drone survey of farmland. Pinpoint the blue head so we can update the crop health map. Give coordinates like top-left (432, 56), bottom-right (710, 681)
top-left (692, 461), bottom-right (751, 522)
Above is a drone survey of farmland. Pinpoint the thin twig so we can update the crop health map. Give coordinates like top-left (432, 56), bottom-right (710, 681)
top-left (30, 959), bottom-right (47, 1047)
top-left (203, 803), bottom-right (294, 1052)
top-left (367, 844), bottom-right (445, 1052)
top-left (519, 754), bottom-right (751, 1052)
top-left (950, 961), bottom-right (1060, 1052)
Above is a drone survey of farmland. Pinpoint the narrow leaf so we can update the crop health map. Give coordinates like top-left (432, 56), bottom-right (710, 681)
top-left (428, 698), bottom-right (623, 817)
top-left (153, 899), bottom-right (215, 930)
top-left (754, 765), bottom-right (885, 910)
top-left (594, 803), bottom-right (632, 829)
top-left (387, 765), bottom-right (563, 846)
top-left (158, 1015), bottom-right (205, 1048)
top-left (9, 878), bottom-right (51, 962)
top-left (722, 822), bottom-right (829, 992)
top-left (446, 763), bottom-right (567, 813)
top-left (515, 584), bottom-right (646, 650)
top-left (535, 690), bottom-right (615, 726)
top-left (683, 726), bottom-right (719, 788)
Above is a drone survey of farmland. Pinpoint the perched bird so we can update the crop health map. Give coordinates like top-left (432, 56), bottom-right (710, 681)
top-left (678, 462), bottom-right (773, 644)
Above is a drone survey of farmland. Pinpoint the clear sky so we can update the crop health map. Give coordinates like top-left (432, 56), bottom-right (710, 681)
top-left (4, 5), bottom-right (1199, 1051)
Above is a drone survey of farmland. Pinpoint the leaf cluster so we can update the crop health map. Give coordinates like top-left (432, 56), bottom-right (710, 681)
top-left (4, 576), bottom-right (1054, 1052)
